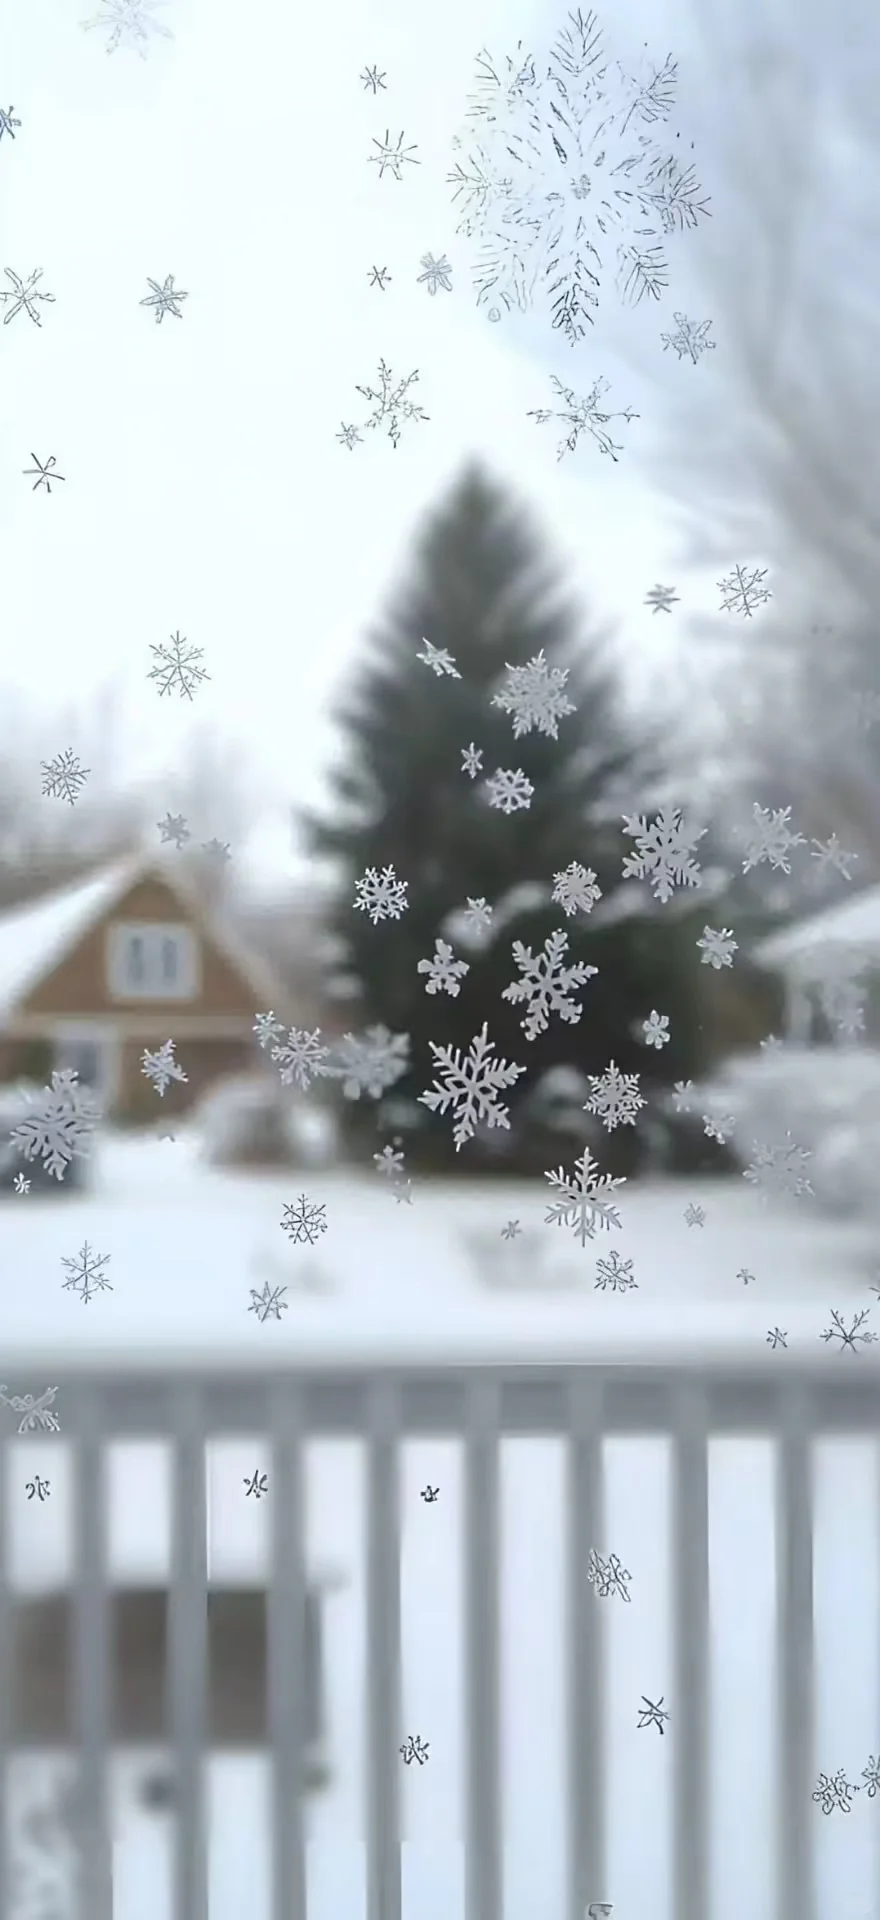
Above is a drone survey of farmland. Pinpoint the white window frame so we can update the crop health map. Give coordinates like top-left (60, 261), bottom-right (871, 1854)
top-left (106, 922), bottom-right (200, 1002)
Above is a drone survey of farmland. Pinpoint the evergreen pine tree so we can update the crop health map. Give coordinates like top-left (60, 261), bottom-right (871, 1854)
top-left (301, 462), bottom-right (723, 1174)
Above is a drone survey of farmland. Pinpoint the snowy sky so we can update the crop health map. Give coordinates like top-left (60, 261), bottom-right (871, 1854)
top-left (3, 0), bottom-right (734, 891)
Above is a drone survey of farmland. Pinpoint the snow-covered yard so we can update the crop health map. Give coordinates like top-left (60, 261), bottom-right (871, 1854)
top-left (6, 1135), bottom-right (880, 1920)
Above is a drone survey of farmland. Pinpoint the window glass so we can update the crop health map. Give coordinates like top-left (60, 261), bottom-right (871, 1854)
top-left (127, 935), bottom-right (145, 985)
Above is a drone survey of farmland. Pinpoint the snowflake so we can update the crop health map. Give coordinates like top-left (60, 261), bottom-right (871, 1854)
top-left (594, 1248), bottom-right (637, 1292)
top-left (718, 564), bottom-right (772, 618)
top-left (141, 1039), bottom-right (187, 1097)
top-left (501, 1218), bottom-right (522, 1239)
top-left (280, 1195), bottom-right (328, 1246)
top-left (360, 65), bottom-right (386, 93)
top-left (491, 649), bottom-right (576, 740)
top-left (140, 274), bottom-right (188, 322)
top-left (328, 1026), bottom-right (410, 1100)
top-left (417, 252), bottom-right (453, 294)
top-left (449, 9), bottom-right (709, 345)
top-left (0, 1385), bottom-right (60, 1434)
top-left (353, 359), bottom-right (429, 448)
top-left (353, 864), bottom-right (409, 924)
top-left (461, 743), bottom-right (484, 778)
top-left (24, 454), bottom-right (65, 493)
top-left (585, 1061), bottom-right (645, 1130)
top-left (702, 1112), bottom-right (735, 1145)
top-left (9, 1069), bottom-right (100, 1181)
top-left (660, 312), bottom-right (715, 364)
top-left (368, 130), bottom-right (420, 180)
top-left (337, 423), bottom-right (362, 450)
top-left (418, 637), bottom-right (460, 678)
top-left (147, 632), bottom-right (209, 700)
top-left (270, 1026), bottom-right (333, 1091)
top-left (622, 807), bottom-right (704, 902)
top-left (484, 767), bottom-right (534, 813)
top-left (671, 1079), bottom-right (694, 1113)
top-left (157, 811), bottom-right (190, 848)
top-left (502, 928), bottom-right (597, 1040)
top-left (81, 0), bottom-right (173, 54)
top-left (0, 107), bottom-right (21, 141)
top-left (529, 373), bottom-right (638, 462)
top-left (373, 1143), bottom-right (407, 1181)
top-left (696, 926), bottom-right (738, 969)
top-left (254, 1011), bottom-right (285, 1051)
top-left (644, 582), bottom-right (680, 614)
top-left (201, 838), bottom-right (231, 867)
top-left (741, 803), bottom-right (805, 874)
top-left (12, 1173), bottom-right (30, 1194)
top-left (419, 1021), bottom-right (526, 1150)
top-left (60, 1241), bottom-right (112, 1303)
top-left (820, 1308), bottom-right (878, 1353)
top-left (544, 1147), bottom-right (625, 1246)
top-left (641, 1010), bottom-right (669, 1049)
top-left (812, 1769), bottom-right (859, 1815)
top-left (587, 1548), bottom-right (632, 1598)
top-left (684, 1202), bottom-right (705, 1227)
top-left (418, 938), bottom-right (470, 997)
top-left (41, 749), bottom-right (89, 804)
top-left (368, 265), bottom-right (391, 289)
top-left (552, 861), bottom-right (602, 918)
top-left (0, 266), bottom-right (55, 325)
top-left (861, 1756), bottom-right (880, 1797)
top-left (737, 1267), bottom-right (756, 1285)
top-left (248, 1282), bottom-right (289, 1323)
top-left (461, 897), bottom-right (494, 942)
top-left (743, 1133), bottom-right (813, 1202)
top-left (766, 1326), bottom-right (788, 1350)
top-left (810, 834), bottom-right (857, 881)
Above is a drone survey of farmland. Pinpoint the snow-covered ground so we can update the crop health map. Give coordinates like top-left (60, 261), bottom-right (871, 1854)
top-left (6, 1134), bottom-right (880, 1920)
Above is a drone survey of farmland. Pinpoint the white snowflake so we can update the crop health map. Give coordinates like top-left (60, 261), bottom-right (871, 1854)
top-left (696, 926), bottom-right (738, 970)
top-left (671, 1079), bottom-right (694, 1113)
top-left (684, 1202), bottom-right (706, 1228)
top-left (644, 582), bottom-right (680, 614)
top-left (61, 1240), bottom-right (112, 1302)
top-left (810, 834), bottom-right (857, 881)
top-left (594, 1248), bottom-right (637, 1292)
top-left (353, 359), bottom-right (429, 448)
top-left (741, 804), bottom-right (805, 875)
top-left (254, 1011), bottom-right (285, 1051)
top-left (270, 1025), bottom-right (333, 1091)
top-left (9, 1070), bottom-right (100, 1181)
top-left (544, 1148), bottom-right (625, 1247)
top-left (718, 564), bottom-right (772, 618)
top-left (417, 938), bottom-right (470, 997)
top-left (147, 632), bottom-right (209, 700)
top-left (641, 1009), bottom-right (670, 1049)
top-left (12, 1172), bottom-right (30, 1194)
top-left (529, 373), bottom-right (639, 462)
top-left (660, 312), bottom-right (715, 364)
top-left (702, 1112), bottom-right (736, 1145)
top-left (280, 1195), bottom-right (328, 1245)
top-left (373, 1143), bottom-right (407, 1181)
top-left (491, 649), bottom-right (576, 740)
top-left (551, 861), bottom-right (602, 918)
top-left (744, 1134), bottom-right (813, 1201)
top-left (328, 1026), bottom-right (410, 1100)
top-left (157, 811), bottom-right (190, 848)
top-left (419, 1021), bottom-right (526, 1151)
top-left (353, 864), bottom-right (410, 924)
top-left (584, 1061), bottom-right (645, 1130)
top-left (502, 928), bottom-right (597, 1040)
top-left (461, 743), bottom-right (484, 778)
top-left (80, 0), bottom-right (173, 55)
top-left (460, 896), bottom-right (494, 943)
top-left (140, 1039), bottom-right (187, 1097)
top-left (484, 768), bottom-right (534, 813)
top-left (40, 749), bottom-right (89, 805)
top-left (417, 638), bottom-right (460, 678)
top-left (621, 808), bottom-right (705, 902)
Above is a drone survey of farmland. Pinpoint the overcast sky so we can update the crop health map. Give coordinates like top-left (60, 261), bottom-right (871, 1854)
top-left (3, 0), bottom-right (735, 891)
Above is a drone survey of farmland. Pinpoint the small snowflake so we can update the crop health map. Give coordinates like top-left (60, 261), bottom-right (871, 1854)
top-left (360, 64), bottom-right (386, 92)
top-left (328, 1026), bottom-right (410, 1101)
top-left (1, 266), bottom-right (55, 325)
top-left (528, 373), bottom-right (639, 463)
top-left (684, 1202), bottom-right (706, 1228)
top-left (461, 897), bottom-right (493, 943)
top-left (484, 768), bottom-right (534, 813)
top-left (418, 938), bottom-right (470, 998)
top-left (641, 1010), bottom-right (670, 1049)
top-left (744, 1134), bottom-right (813, 1202)
top-left (622, 808), bottom-right (705, 902)
top-left (461, 743), bottom-right (483, 778)
top-left (812, 1769), bottom-right (858, 1815)
top-left (702, 1112), bottom-right (736, 1145)
top-left (696, 926), bottom-right (738, 970)
top-left (502, 928), bottom-right (597, 1040)
top-left (741, 803), bottom-right (805, 874)
top-left (12, 1173), bottom-right (30, 1194)
top-left (141, 1039), bottom-right (187, 1097)
top-left (820, 1308), bottom-right (878, 1353)
top-left (61, 1240), bottom-right (112, 1303)
top-left (417, 637), bottom-right (460, 678)
top-left (354, 359), bottom-right (429, 448)
top-left (861, 1756), bottom-right (880, 1797)
top-left (280, 1195), bottom-right (328, 1246)
top-left (419, 1021), bottom-right (526, 1151)
top-left (491, 649), bottom-right (576, 740)
top-left (248, 1282), bottom-right (289, 1323)
top-left (810, 834), bottom-right (857, 881)
top-left (544, 1148), bottom-right (625, 1247)
top-left (587, 1548), bottom-right (632, 1599)
top-left (737, 1267), bottom-right (756, 1285)
top-left (594, 1249), bottom-right (637, 1292)
top-left (41, 749), bottom-right (89, 804)
top-left (373, 1143), bottom-right (407, 1181)
top-left (660, 312), bottom-right (715, 364)
top-left (81, 0), bottom-right (173, 55)
top-left (551, 862), bottom-right (602, 918)
top-left (501, 1218), bottom-right (522, 1240)
top-left (353, 864), bottom-right (409, 924)
top-left (157, 811), bottom-right (190, 848)
top-left (671, 1079), bottom-right (694, 1113)
top-left (644, 582), bottom-right (680, 614)
top-left (766, 1326), bottom-right (788, 1350)
top-left (140, 274), bottom-right (188, 322)
top-left (337, 423), bottom-right (362, 450)
top-left (368, 130), bottom-right (420, 180)
top-left (0, 106), bottom-right (21, 141)
top-left (417, 252), bottom-right (453, 294)
top-left (584, 1061), bottom-right (645, 1131)
top-left (271, 1026), bottom-right (333, 1091)
top-left (718, 564), bottom-right (772, 618)
top-left (147, 632), bottom-right (209, 700)
top-left (254, 1011), bottom-right (285, 1052)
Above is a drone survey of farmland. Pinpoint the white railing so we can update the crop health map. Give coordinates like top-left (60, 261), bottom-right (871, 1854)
top-left (0, 1349), bottom-right (876, 1920)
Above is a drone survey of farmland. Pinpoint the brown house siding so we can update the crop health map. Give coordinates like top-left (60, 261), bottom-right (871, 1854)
top-left (118, 1035), bottom-right (254, 1121)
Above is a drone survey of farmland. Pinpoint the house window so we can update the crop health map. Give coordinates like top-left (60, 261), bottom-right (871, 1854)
top-left (107, 923), bottom-right (199, 1001)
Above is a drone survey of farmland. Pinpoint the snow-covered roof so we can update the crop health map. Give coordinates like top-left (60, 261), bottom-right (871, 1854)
top-left (0, 856), bottom-right (143, 1022)
top-left (753, 883), bottom-right (880, 971)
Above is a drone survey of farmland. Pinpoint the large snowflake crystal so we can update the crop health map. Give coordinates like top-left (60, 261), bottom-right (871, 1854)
top-left (9, 1070), bottom-right (100, 1181)
top-left (621, 807), bottom-right (705, 903)
top-left (584, 1060), bottom-right (645, 1130)
top-left (270, 1025), bottom-right (333, 1091)
top-left (544, 1147), bottom-right (625, 1245)
top-left (327, 1026), bottom-right (410, 1101)
top-left (419, 1021), bottom-right (526, 1151)
top-left (353, 864), bottom-right (410, 924)
top-left (449, 8), bottom-right (709, 344)
top-left (491, 649), bottom-right (576, 739)
top-left (502, 928), bottom-right (597, 1040)
top-left (743, 1133), bottom-right (813, 1202)
top-left (741, 803), bottom-right (805, 875)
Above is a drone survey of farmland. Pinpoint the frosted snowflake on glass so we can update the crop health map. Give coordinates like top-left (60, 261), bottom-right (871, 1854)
top-left (502, 928), bottom-right (597, 1040)
top-left (9, 1070), bottom-right (100, 1181)
top-left (529, 372), bottom-right (638, 462)
top-left (622, 807), bottom-right (705, 902)
top-left (702, 1112), bottom-right (735, 1145)
top-left (718, 564), bottom-right (772, 618)
top-left (61, 1240), bottom-right (112, 1302)
top-left (328, 1026), bottom-right (410, 1100)
top-left (551, 861), bottom-right (602, 917)
top-left (696, 926), bottom-right (738, 969)
top-left (491, 649), bottom-right (576, 740)
top-left (417, 938), bottom-right (470, 997)
top-left (368, 130), bottom-right (420, 180)
top-left (249, 1282), bottom-right (289, 1323)
top-left (461, 743), bottom-right (484, 778)
top-left (484, 768), bottom-right (534, 813)
top-left (544, 1147), bottom-right (625, 1246)
top-left (449, 8), bottom-right (709, 344)
top-left (81, 0), bottom-right (173, 55)
top-left (810, 834), bottom-right (857, 881)
top-left (419, 1021), bottom-right (526, 1150)
top-left (280, 1195), bottom-right (328, 1246)
top-left (641, 1009), bottom-right (670, 1049)
top-left (594, 1248), bottom-right (637, 1292)
top-left (684, 1202), bottom-right (706, 1228)
top-left (41, 749), bottom-right (89, 804)
top-left (417, 252), bottom-right (453, 295)
top-left (660, 312), bottom-right (715, 364)
top-left (584, 1061), bottom-right (644, 1130)
top-left (353, 359), bottom-right (429, 448)
top-left (270, 1025), bottom-right (333, 1091)
top-left (741, 804), bottom-right (805, 875)
top-left (417, 638), bottom-right (460, 678)
top-left (147, 632), bottom-right (209, 700)
top-left (743, 1133), bottom-right (813, 1201)
top-left (141, 1039), bottom-right (187, 1096)
top-left (671, 1079), bottom-right (694, 1112)
top-left (353, 865), bottom-right (409, 924)
top-left (456, 897), bottom-right (494, 947)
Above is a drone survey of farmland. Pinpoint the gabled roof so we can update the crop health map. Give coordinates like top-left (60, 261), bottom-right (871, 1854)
top-left (753, 881), bottom-right (880, 972)
top-left (0, 852), bottom-right (287, 1023)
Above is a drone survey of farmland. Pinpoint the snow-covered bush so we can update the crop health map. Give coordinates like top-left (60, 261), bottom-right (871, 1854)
top-left (693, 1043), bottom-right (880, 1217)
top-left (195, 1072), bottom-right (337, 1170)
